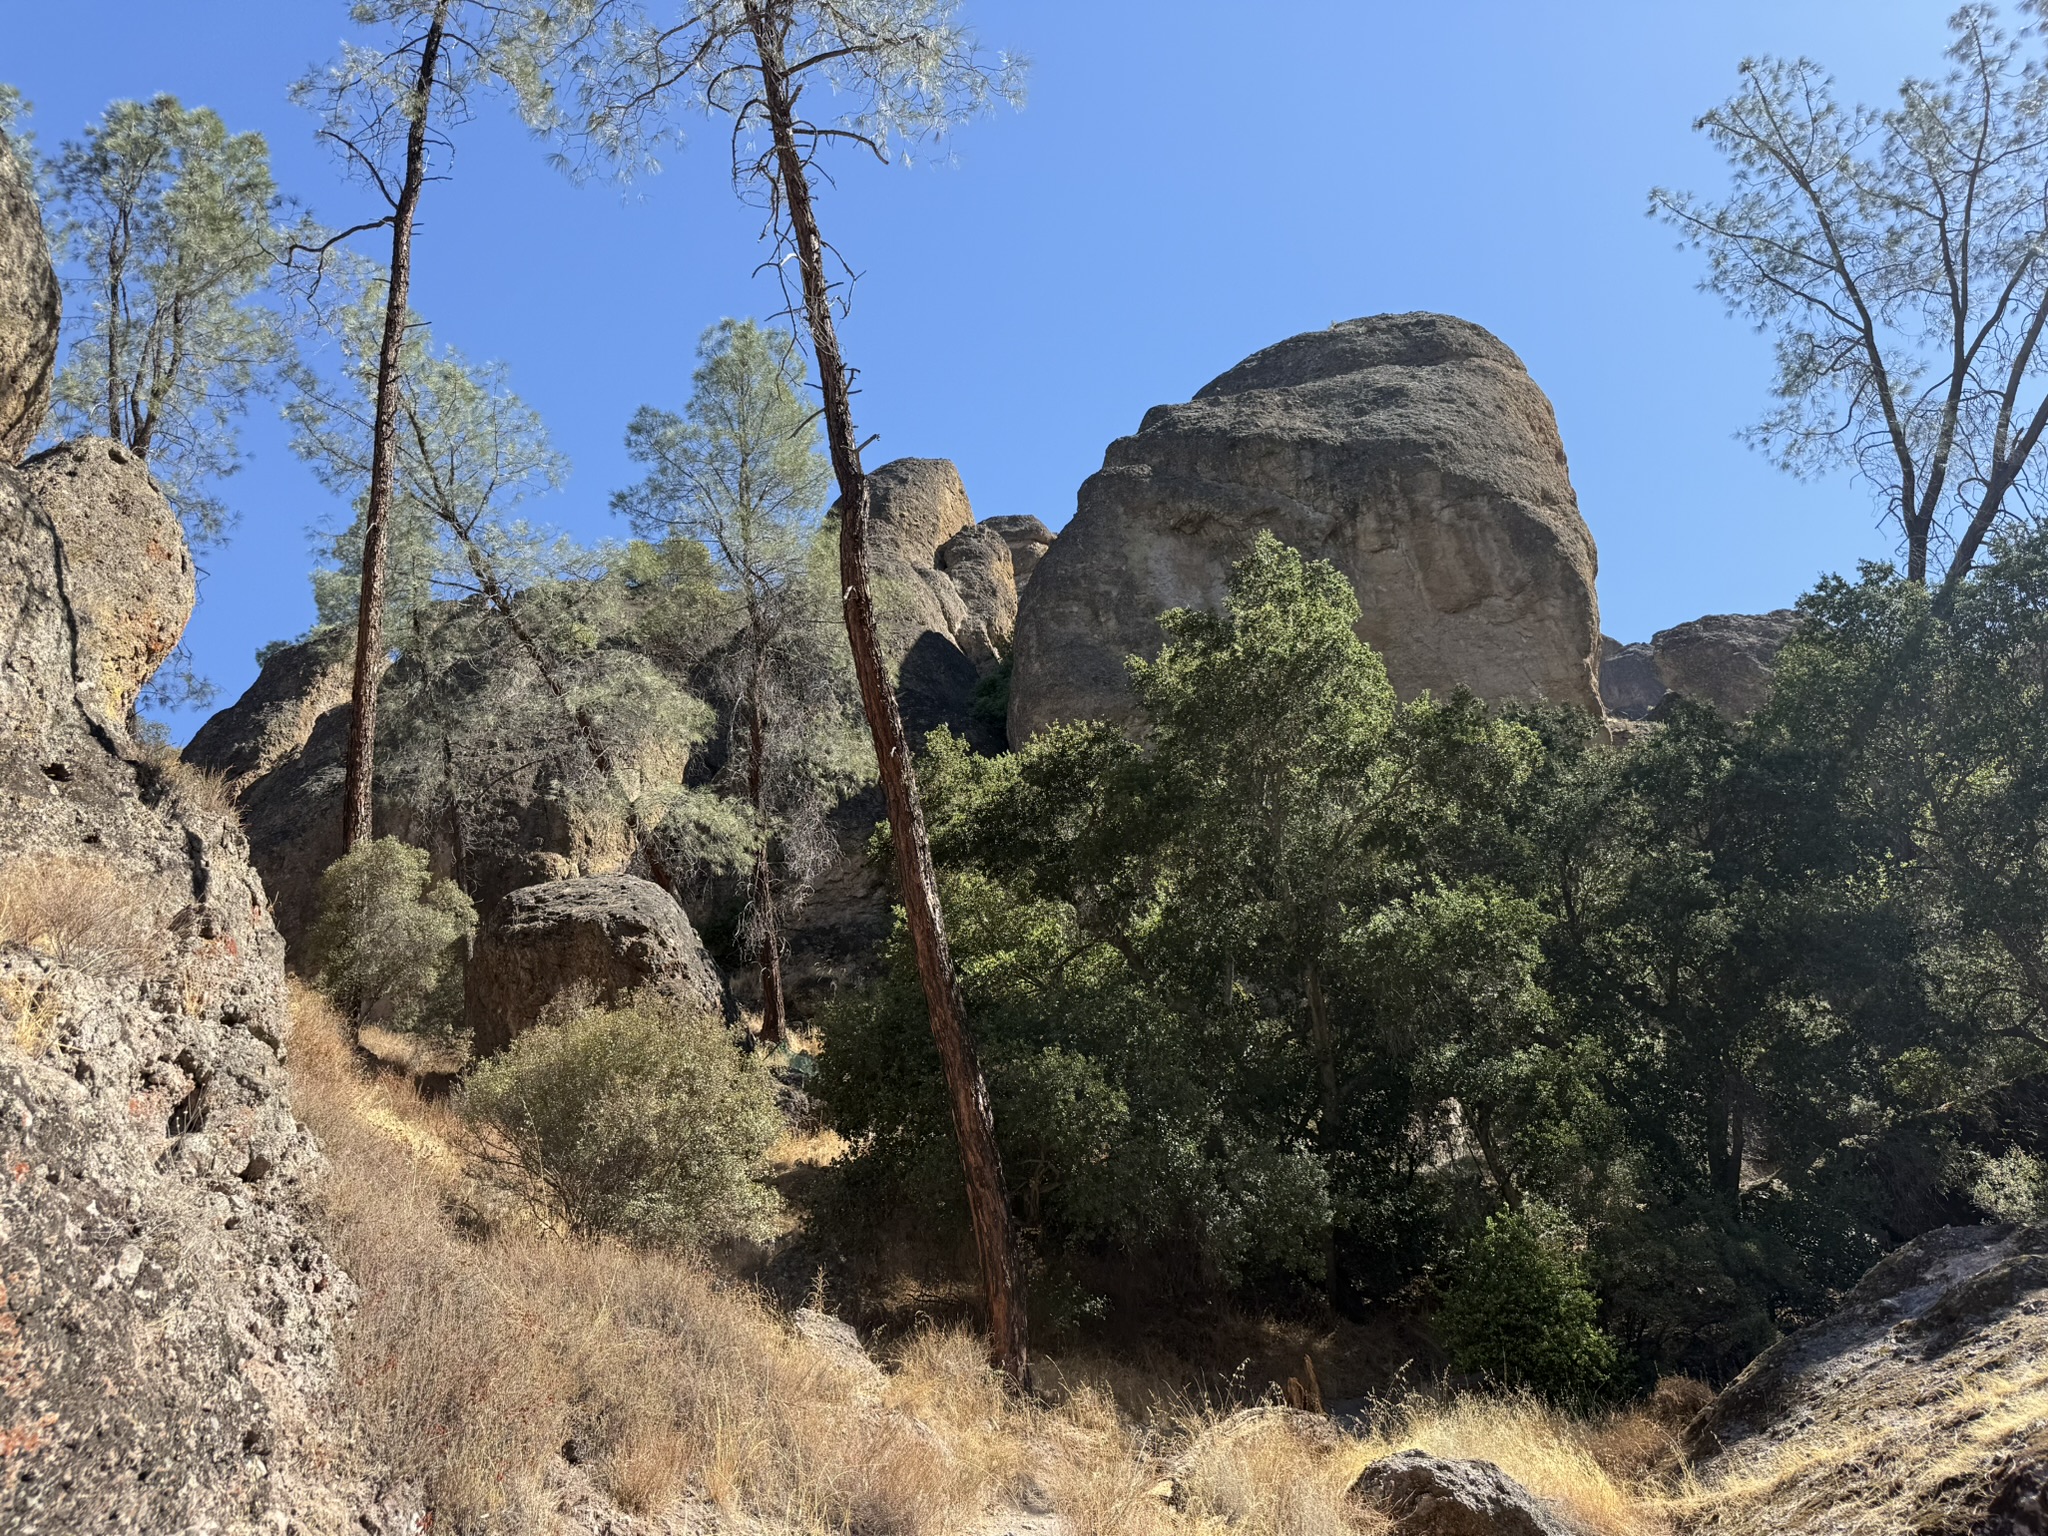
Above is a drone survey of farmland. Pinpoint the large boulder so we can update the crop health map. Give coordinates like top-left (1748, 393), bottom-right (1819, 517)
top-left (20, 439), bottom-right (197, 718)
top-left (0, 453), bottom-right (349, 1525)
top-left (849, 457), bottom-right (1016, 752)
top-left (980, 513), bottom-right (1055, 589)
top-left (465, 874), bottom-right (728, 1055)
top-left (1008, 314), bottom-right (1603, 742)
top-left (0, 130), bottom-right (57, 463)
top-left (1349, 1451), bottom-right (1574, 1535)
top-left (184, 626), bottom-right (355, 793)
top-left (1598, 609), bottom-right (1801, 722)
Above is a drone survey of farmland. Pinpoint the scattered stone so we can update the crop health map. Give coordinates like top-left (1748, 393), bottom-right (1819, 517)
top-left (464, 873), bottom-right (728, 1054)
top-left (1350, 1451), bottom-right (1575, 1536)
top-left (1009, 313), bottom-right (1604, 744)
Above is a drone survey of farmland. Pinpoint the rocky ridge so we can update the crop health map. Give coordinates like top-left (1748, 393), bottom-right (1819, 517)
top-left (1008, 312), bottom-right (1604, 742)
top-left (1600, 609), bottom-right (1800, 722)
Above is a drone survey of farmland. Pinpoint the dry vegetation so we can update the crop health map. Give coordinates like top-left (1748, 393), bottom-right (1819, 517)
top-left (286, 981), bottom-right (1720, 1536)
top-left (0, 853), bottom-right (157, 978)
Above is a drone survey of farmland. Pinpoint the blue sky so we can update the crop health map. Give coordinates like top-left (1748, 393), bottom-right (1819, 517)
top-left (5, 0), bottom-right (1958, 740)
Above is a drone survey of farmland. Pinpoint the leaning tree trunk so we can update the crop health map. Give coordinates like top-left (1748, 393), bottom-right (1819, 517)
top-left (748, 0), bottom-right (1031, 1386)
top-left (341, 0), bottom-right (449, 850)
top-left (746, 673), bottom-right (788, 1045)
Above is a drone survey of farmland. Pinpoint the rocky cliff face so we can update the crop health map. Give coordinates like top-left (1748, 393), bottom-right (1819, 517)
top-left (1008, 313), bottom-right (1604, 742)
top-left (1600, 609), bottom-right (1800, 722)
top-left (0, 166), bottom-right (349, 1532)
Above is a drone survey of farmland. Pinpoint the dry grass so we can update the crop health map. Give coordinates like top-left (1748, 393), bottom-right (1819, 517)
top-left (288, 979), bottom-right (1697, 1536)
top-left (0, 854), bottom-right (157, 976)
top-left (138, 739), bottom-right (240, 820)
top-left (1671, 1345), bottom-right (2048, 1535)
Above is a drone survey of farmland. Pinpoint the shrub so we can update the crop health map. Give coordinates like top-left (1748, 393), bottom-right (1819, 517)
top-left (463, 987), bottom-right (782, 1249)
top-left (306, 837), bottom-right (475, 1034)
top-left (1437, 1209), bottom-right (1623, 1406)
top-left (1970, 1148), bottom-right (2048, 1224)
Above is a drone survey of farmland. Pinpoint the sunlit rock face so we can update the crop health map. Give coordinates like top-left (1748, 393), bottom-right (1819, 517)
top-left (1009, 312), bottom-right (1604, 742)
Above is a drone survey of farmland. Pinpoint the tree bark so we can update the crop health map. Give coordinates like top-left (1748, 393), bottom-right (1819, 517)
top-left (747, 0), bottom-right (1030, 1386)
top-left (747, 660), bottom-right (787, 1044)
top-left (340, 0), bottom-right (449, 850)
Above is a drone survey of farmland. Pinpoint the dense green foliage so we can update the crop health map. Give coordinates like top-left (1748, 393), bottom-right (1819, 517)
top-left (1436, 1210), bottom-right (1621, 1406)
top-left (307, 837), bottom-right (477, 1034)
top-left (820, 530), bottom-right (2048, 1382)
top-left (463, 987), bottom-right (782, 1248)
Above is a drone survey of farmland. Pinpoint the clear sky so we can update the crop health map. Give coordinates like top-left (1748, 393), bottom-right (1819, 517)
top-left (4, 0), bottom-right (1960, 740)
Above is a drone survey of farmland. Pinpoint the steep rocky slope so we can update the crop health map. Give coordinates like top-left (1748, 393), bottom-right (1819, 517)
top-left (1683, 1222), bottom-right (2048, 1534)
top-left (1008, 312), bottom-right (1604, 742)
top-left (0, 152), bottom-right (350, 1530)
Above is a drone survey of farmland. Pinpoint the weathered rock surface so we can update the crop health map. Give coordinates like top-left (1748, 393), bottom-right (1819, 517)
top-left (184, 626), bottom-right (355, 793)
top-left (465, 873), bottom-right (727, 1054)
top-left (1599, 610), bottom-right (1800, 722)
top-left (0, 452), bottom-right (350, 1530)
top-left (980, 513), bottom-right (1055, 589)
top-left (1651, 609), bottom-right (1798, 721)
top-left (853, 457), bottom-right (1016, 752)
top-left (1597, 636), bottom-right (1665, 720)
top-left (0, 131), bottom-right (56, 463)
top-left (19, 439), bottom-right (197, 718)
top-left (1009, 313), bottom-right (1603, 742)
top-left (1689, 1223), bottom-right (2048, 1534)
top-left (1350, 1451), bottom-right (1573, 1536)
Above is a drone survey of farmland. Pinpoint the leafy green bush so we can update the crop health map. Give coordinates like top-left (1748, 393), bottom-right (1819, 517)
top-left (463, 988), bottom-right (782, 1249)
top-left (1436, 1210), bottom-right (1622, 1406)
top-left (307, 837), bottom-right (475, 1034)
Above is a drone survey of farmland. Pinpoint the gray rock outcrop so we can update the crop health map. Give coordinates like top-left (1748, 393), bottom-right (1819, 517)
top-left (1008, 313), bottom-right (1603, 743)
top-left (0, 130), bottom-right (56, 462)
top-left (1687, 1223), bottom-right (2048, 1534)
top-left (1349, 1451), bottom-right (1573, 1536)
top-left (0, 183), bottom-right (348, 1525)
top-left (1599, 609), bottom-right (1800, 722)
top-left (465, 874), bottom-right (727, 1054)
top-left (980, 513), bottom-right (1055, 589)
top-left (20, 439), bottom-right (197, 718)
top-left (184, 626), bottom-right (355, 793)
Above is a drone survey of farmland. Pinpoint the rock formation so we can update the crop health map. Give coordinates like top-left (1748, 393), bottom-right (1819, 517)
top-left (854, 457), bottom-right (1018, 752)
top-left (0, 161), bottom-right (348, 1532)
top-left (1008, 313), bottom-right (1603, 743)
top-left (980, 513), bottom-right (1055, 589)
top-left (465, 873), bottom-right (727, 1055)
top-left (0, 131), bottom-right (56, 463)
top-left (19, 439), bottom-right (197, 718)
top-left (1599, 609), bottom-right (1800, 722)
top-left (1687, 1222), bottom-right (2048, 1533)
top-left (183, 626), bottom-right (355, 794)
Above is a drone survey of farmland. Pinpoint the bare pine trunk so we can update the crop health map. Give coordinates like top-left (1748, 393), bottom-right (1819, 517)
top-left (747, 670), bottom-right (787, 1044)
top-left (748, 0), bottom-right (1030, 1386)
top-left (341, 0), bottom-right (449, 850)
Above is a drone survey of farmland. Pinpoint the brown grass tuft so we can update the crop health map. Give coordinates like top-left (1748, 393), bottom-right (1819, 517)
top-left (0, 855), bottom-right (157, 976)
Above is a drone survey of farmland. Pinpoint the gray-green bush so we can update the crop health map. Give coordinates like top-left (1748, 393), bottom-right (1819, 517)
top-left (462, 988), bottom-right (782, 1249)
top-left (307, 837), bottom-right (476, 1035)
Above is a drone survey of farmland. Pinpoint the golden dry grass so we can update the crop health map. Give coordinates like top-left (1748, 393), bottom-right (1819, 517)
top-left (286, 979), bottom-right (1706, 1536)
top-left (0, 854), bottom-right (157, 976)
